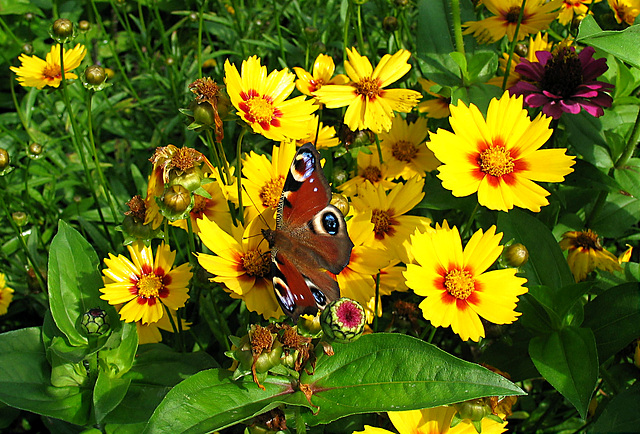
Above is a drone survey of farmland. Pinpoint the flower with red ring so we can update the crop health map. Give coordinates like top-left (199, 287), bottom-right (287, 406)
top-left (509, 45), bottom-right (614, 119)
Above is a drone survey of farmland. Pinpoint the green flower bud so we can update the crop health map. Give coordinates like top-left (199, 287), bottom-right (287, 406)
top-left (0, 148), bottom-right (10, 171)
top-left (82, 65), bottom-right (112, 91)
top-left (253, 340), bottom-right (283, 374)
top-left (504, 243), bottom-right (529, 268)
top-left (24, 12), bottom-right (34, 21)
top-left (383, 16), bottom-right (399, 33)
top-left (78, 20), bottom-right (90, 32)
top-left (321, 298), bottom-right (365, 343)
top-left (304, 26), bottom-right (318, 40)
top-left (82, 308), bottom-right (110, 335)
top-left (50, 18), bottom-right (76, 43)
top-left (28, 143), bottom-right (43, 159)
top-left (161, 185), bottom-right (193, 218)
top-left (22, 43), bottom-right (34, 54)
top-left (12, 211), bottom-right (28, 227)
top-left (453, 398), bottom-right (493, 422)
top-left (189, 12), bottom-right (199, 22)
top-left (165, 57), bottom-right (175, 66)
top-left (192, 102), bottom-right (217, 126)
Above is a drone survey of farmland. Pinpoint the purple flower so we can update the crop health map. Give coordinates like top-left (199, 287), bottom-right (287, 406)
top-left (509, 46), bottom-right (614, 119)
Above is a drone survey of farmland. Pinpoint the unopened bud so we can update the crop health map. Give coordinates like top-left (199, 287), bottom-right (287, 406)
top-left (28, 143), bottom-right (43, 158)
top-left (82, 308), bottom-right (110, 335)
top-left (78, 20), bottom-right (90, 31)
top-left (22, 43), bottom-right (34, 54)
top-left (163, 185), bottom-right (191, 215)
top-left (454, 398), bottom-right (493, 422)
top-left (321, 298), bottom-right (365, 343)
top-left (51, 18), bottom-right (76, 43)
top-left (12, 211), bottom-right (27, 227)
top-left (84, 65), bottom-right (106, 86)
top-left (383, 16), bottom-right (399, 32)
top-left (504, 243), bottom-right (529, 268)
top-left (0, 149), bottom-right (9, 171)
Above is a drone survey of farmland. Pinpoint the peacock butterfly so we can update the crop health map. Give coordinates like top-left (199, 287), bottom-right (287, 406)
top-left (262, 142), bottom-right (354, 320)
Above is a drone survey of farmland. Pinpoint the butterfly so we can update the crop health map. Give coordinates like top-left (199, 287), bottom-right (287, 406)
top-left (262, 142), bottom-right (354, 321)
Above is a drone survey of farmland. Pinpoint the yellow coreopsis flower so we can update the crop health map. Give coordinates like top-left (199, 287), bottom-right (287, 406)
top-left (100, 242), bottom-right (192, 325)
top-left (351, 176), bottom-right (431, 263)
top-left (417, 78), bottom-right (451, 119)
top-left (170, 178), bottom-right (233, 234)
top-left (224, 56), bottom-right (317, 141)
top-left (0, 273), bottom-right (15, 316)
top-left (379, 116), bottom-right (440, 179)
top-left (558, 0), bottom-right (600, 25)
top-left (338, 146), bottom-right (397, 196)
top-left (463, 0), bottom-right (562, 44)
top-left (197, 214), bottom-right (282, 320)
top-left (428, 92), bottom-right (575, 212)
top-left (559, 229), bottom-right (622, 282)
top-left (136, 309), bottom-right (190, 344)
top-left (10, 44), bottom-right (86, 89)
top-left (355, 406), bottom-right (508, 434)
top-left (608, 0), bottom-right (640, 24)
top-left (241, 140), bottom-right (296, 222)
top-left (488, 32), bottom-right (553, 89)
top-left (404, 221), bottom-right (528, 342)
top-left (293, 115), bottom-right (340, 149)
top-left (313, 48), bottom-right (422, 134)
top-left (293, 53), bottom-right (349, 96)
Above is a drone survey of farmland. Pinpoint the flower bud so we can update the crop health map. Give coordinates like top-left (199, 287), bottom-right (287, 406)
top-left (12, 211), bottom-right (28, 227)
top-left (84, 65), bottom-right (106, 86)
top-left (333, 168), bottom-right (348, 185)
top-left (24, 12), bottom-right (34, 21)
top-left (514, 43), bottom-right (528, 58)
top-left (383, 16), bottom-right (399, 33)
top-left (165, 57), bottom-right (175, 66)
top-left (162, 185), bottom-right (192, 216)
top-left (353, 129), bottom-right (375, 148)
top-left (22, 43), bottom-right (34, 54)
top-left (394, 0), bottom-right (408, 6)
top-left (28, 143), bottom-right (43, 159)
top-left (51, 18), bottom-right (76, 43)
top-left (330, 193), bottom-right (350, 216)
top-left (454, 398), bottom-right (493, 422)
top-left (0, 148), bottom-right (10, 171)
top-left (192, 102), bottom-right (217, 126)
top-left (189, 12), bottom-right (199, 22)
top-left (304, 26), bottom-right (318, 40)
top-left (78, 20), bottom-right (90, 32)
top-left (321, 298), bottom-right (365, 343)
top-left (503, 243), bottom-right (529, 268)
top-left (81, 308), bottom-right (110, 335)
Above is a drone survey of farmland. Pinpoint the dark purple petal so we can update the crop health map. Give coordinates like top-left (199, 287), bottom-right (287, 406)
top-left (581, 81), bottom-right (615, 91)
top-left (514, 59), bottom-right (546, 81)
top-left (542, 89), bottom-right (562, 99)
top-left (588, 92), bottom-right (613, 108)
top-left (573, 88), bottom-right (600, 98)
top-left (578, 100), bottom-right (605, 117)
top-left (541, 101), bottom-right (564, 119)
top-left (524, 93), bottom-right (551, 108)
top-left (509, 81), bottom-right (540, 96)
top-left (559, 99), bottom-right (583, 114)
top-left (535, 51), bottom-right (553, 66)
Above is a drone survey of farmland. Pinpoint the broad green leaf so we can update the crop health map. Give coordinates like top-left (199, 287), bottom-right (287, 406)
top-left (0, 327), bottom-right (91, 425)
top-left (144, 334), bottom-right (523, 433)
top-left (590, 192), bottom-right (640, 238)
top-left (529, 327), bottom-right (598, 419)
top-left (99, 322), bottom-right (138, 379)
top-left (563, 159), bottom-right (625, 194)
top-left (497, 209), bottom-right (574, 289)
top-left (467, 51), bottom-right (498, 84)
top-left (577, 16), bottom-right (640, 70)
top-left (591, 382), bottom-right (640, 432)
top-left (0, 0), bottom-right (44, 16)
top-left (48, 220), bottom-right (113, 347)
top-left (300, 333), bottom-right (524, 426)
top-left (563, 112), bottom-right (612, 170)
top-left (582, 282), bottom-right (640, 361)
top-left (614, 157), bottom-right (640, 199)
top-left (94, 373), bottom-right (132, 424)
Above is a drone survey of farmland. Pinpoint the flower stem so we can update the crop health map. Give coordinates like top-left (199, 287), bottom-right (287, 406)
top-left (59, 44), bottom-right (115, 250)
top-left (197, 0), bottom-right (208, 79)
top-left (373, 272), bottom-right (381, 332)
top-left (461, 202), bottom-right (480, 238)
top-left (87, 91), bottom-right (120, 223)
top-left (502, 0), bottom-right (528, 91)
top-left (235, 128), bottom-right (246, 226)
top-left (450, 0), bottom-right (465, 55)
top-left (355, 3), bottom-right (366, 56)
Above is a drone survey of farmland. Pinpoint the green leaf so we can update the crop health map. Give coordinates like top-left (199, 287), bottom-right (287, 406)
top-left (466, 52), bottom-right (498, 84)
top-left (576, 16), bottom-right (640, 70)
top-left (591, 381), bottom-right (640, 432)
top-left (582, 282), bottom-right (640, 361)
top-left (0, 0), bottom-right (44, 15)
top-left (0, 327), bottom-right (91, 425)
top-left (301, 333), bottom-right (524, 426)
top-left (614, 157), bottom-right (640, 199)
top-left (497, 209), bottom-right (574, 289)
top-left (529, 327), bottom-right (598, 419)
top-left (100, 322), bottom-right (139, 379)
top-left (563, 111), bottom-right (612, 170)
top-left (144, 334), bottom-right (523, 433)
top-left (94, 373), bottom-right (132, 425)
top-left (563, 159), bottom-right (625, 194)
top-left (590, 192), bottom-right (640, 238)
top-left (47, 220), bottom-right (113, 347)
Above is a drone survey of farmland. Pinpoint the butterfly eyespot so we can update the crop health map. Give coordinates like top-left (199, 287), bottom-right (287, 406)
top-left (322, 212), bottom-right (340, 235)
top-left (311, 286), bottom-right (328, 306)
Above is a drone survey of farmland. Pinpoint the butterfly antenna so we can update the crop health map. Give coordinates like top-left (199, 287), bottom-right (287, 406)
top-left (241, 184), bottom-right (273, 231)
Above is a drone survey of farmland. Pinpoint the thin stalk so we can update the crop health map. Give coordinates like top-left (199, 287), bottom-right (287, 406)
top-left (87, 91), bottom-right (120, 223)
top-left (354, 4), bottom-right (366, 55)
top-left (502, 0), bottom-right (528, 90)
top-left (272, 0), bottom-right (287, 62)
top-left (373, 272), bottom-right (381, 332)
top-left (235, 128), bottom-right (247, 226)
top-left (461, 202), bottom-right (480, 238)
top-left (450, 0), bottom-right (465, 55)
top-left (197, 0), bottom-right (208, 78)
top-left (0, 16), bottom-right (22, 46)
top-left (163, 303), bottom-right (184, 352)
top-left (59, 44), bottom-right (115, 249)
top-left (342, 2), bottom-right (351, 58)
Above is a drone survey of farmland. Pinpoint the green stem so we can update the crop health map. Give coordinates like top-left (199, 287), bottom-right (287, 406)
top-left (235, 128), bottom-right (246, 226)
top-left (87, 91), bottom-right (120, 223)
top-left (163, 303), bottom-right (184, 352)
top-left (354, 3), bottom-right (366, 55)
top-left (59, 44), bottom-right (115, 249)
top-left (197, 0), bottom-right (208, 78)
top-left (461, 202), bottom-right (480, 238)
top-left (272, 0), bottom-right (287, 62)
top-left (342, 3), bottom-right (351, 57)
top-left (0, 16), bottom-right (22, 46)
top-left (373, 272), bottom-right (381, 332)
top-left (450, 0), bottom-right (465, 55)
top-left (501, 0), bottom-right (528, 90)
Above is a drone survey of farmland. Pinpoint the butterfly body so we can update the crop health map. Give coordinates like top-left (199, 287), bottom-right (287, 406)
top-left (262, 143), bottom-right (353, 320)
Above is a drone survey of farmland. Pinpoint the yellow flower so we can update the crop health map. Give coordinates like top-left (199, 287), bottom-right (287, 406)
top-left (558, 0), bottom-right (600, 25)
top-left (559, 230), bottom-right (622, 282)
top-left (379, 116), bottom-right (440, 179)
top-left (292, 115), bottom-right (340, 149)
top-left (338, 146), bottom-right (397, 196)
top-left (463, 0), bottom-right (562, 44)
top-left (417, 78), bottom-right (451, 119)
top-left (619, 244), bottom-right (633, 263)
top-left (293, 53), bottom-right (349, 96)
top-left (170, 178), bottom-right (233, 234)
top-left (351, 176), bottom-right (431, 263)
top-left (136, 309), bottom-right (190, 344)
top-left (241, 140), bottom-right (296, 221)
top-left (428, 92), bottom-right (575, 212)
top-left (488, 32), bottom-right (553, 89)
top-left (608, 0), bottom-right (640, 24)
top-left (100, 242), bottom-right (192, 324)
top-left (337, 212), bottom-right (391, 322)
top-left (224, 56), bottom-right (317, 141)
top-left (10, 44), bottom-right (86, 89)
top-left (197, 214), bottom-right (281, 319)
top-left (0, 273), bottom-right (15, 316)
top-left (404, 222), bottom-right (528, 342)
top-left (355, 406), bottom-right (508, 434)
top-left (313, 48), bottom-right (422, 133)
